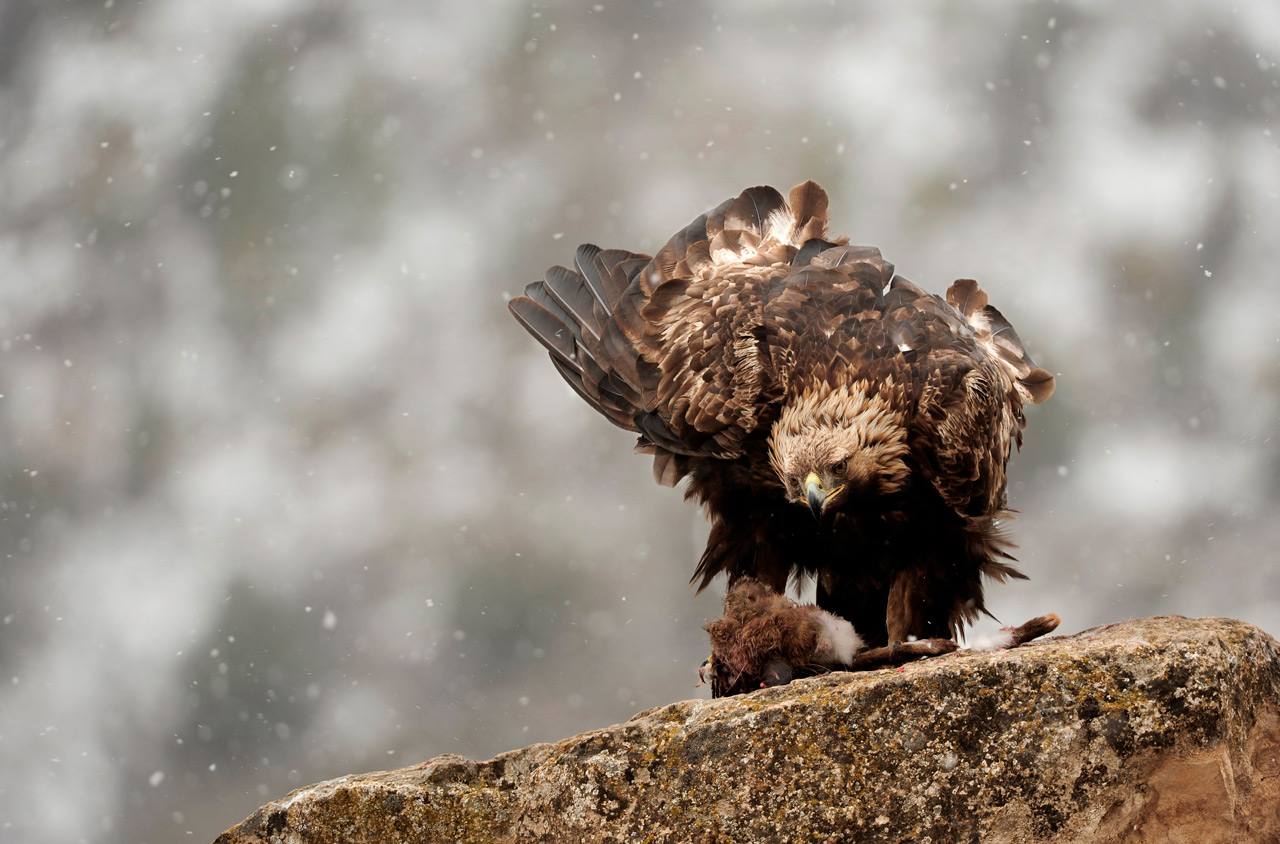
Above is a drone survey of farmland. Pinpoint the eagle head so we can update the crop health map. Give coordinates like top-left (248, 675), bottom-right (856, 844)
top-left (768, 384), bottom-right (910, 519)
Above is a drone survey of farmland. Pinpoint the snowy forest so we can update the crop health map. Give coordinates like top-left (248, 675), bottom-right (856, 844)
top-left (1, 2), bottom-right (1278, 842)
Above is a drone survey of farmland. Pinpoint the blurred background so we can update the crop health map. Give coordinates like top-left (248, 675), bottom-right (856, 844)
top-left (0, 1), bottom-right (1277, 841)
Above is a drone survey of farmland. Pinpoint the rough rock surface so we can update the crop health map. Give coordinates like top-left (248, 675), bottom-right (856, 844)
top-left (216, 617), bottom-right (1280, 843)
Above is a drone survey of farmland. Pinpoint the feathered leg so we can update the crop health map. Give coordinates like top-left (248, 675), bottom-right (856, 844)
top-left (887, 568), bottom-right (962, 643)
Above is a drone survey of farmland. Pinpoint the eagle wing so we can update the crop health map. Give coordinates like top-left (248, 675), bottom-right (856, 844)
top-left (885, 276), bottom-right (1055, 518)
top-left (509, 182), bottom-right (852, 484)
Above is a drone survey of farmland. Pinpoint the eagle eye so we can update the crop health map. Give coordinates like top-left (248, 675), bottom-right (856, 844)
top-left (830, 459), bottom-right (848, 476)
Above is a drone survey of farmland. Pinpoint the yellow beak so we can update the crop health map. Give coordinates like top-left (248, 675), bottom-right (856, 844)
top-left (804, 472), bottom-right (827, 519)
top-left (804, 472), bottom-right (847, 519)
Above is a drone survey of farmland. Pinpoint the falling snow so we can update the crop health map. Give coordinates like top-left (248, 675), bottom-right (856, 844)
top-left (1, 4), bottom-right (1277, 844)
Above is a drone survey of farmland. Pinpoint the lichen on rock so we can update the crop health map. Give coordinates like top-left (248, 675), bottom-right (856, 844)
top-left (216, 616), bottom-right (1280, 843)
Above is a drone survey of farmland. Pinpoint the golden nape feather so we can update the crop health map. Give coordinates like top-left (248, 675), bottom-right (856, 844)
top-left (509, 181), bottom-right (1055, 650)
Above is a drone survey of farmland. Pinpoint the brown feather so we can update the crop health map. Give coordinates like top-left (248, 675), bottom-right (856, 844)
top-left (1021, 367), bottom-right (1056, 404)
top-left (592, 249), bottom-right (639, 305)
top-left (573, 244), bottom-right (605, 304)
top-left (541, 266), bottom-right (603, 340)
top-left (724, 186), bottom-right (786, 236)
top-left (946, 278), bottom-right (988, 316)
top-left (548, 355), bottom-right (635, 430)
top-left (649, 448), bottom-right (685, 487)
top-left (508, 296), bottom-right (577, 368)
top-left (787, 180), bottom-right (829, 243)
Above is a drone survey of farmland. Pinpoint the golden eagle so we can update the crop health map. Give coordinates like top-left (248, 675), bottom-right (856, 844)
top-left (509, 182), bottom-right (1054, 646)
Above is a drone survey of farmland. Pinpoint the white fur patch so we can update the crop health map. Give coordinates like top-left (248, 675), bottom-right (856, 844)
top-left (813, 609), bottom-right (864, 665)
top-left (966, 629), bottom-right (1015, 652)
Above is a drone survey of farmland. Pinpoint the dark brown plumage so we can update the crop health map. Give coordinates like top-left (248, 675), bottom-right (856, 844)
top-left (509, 182), bottom-right (1055, 647)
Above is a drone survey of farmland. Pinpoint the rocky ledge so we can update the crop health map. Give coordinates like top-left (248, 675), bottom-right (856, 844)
top-left (216, 616), bottom-right (1280, 843)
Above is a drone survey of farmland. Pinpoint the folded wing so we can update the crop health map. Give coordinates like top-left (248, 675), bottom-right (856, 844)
top-left (509, 182), bottom-right (844, 483)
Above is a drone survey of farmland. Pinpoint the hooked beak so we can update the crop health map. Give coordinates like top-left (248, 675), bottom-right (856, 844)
top-left (805, 473), bottom-right (827, 519)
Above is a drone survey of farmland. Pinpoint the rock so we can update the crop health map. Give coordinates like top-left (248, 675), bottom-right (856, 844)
top-left (215, 616), bottom-right (1280, 843)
